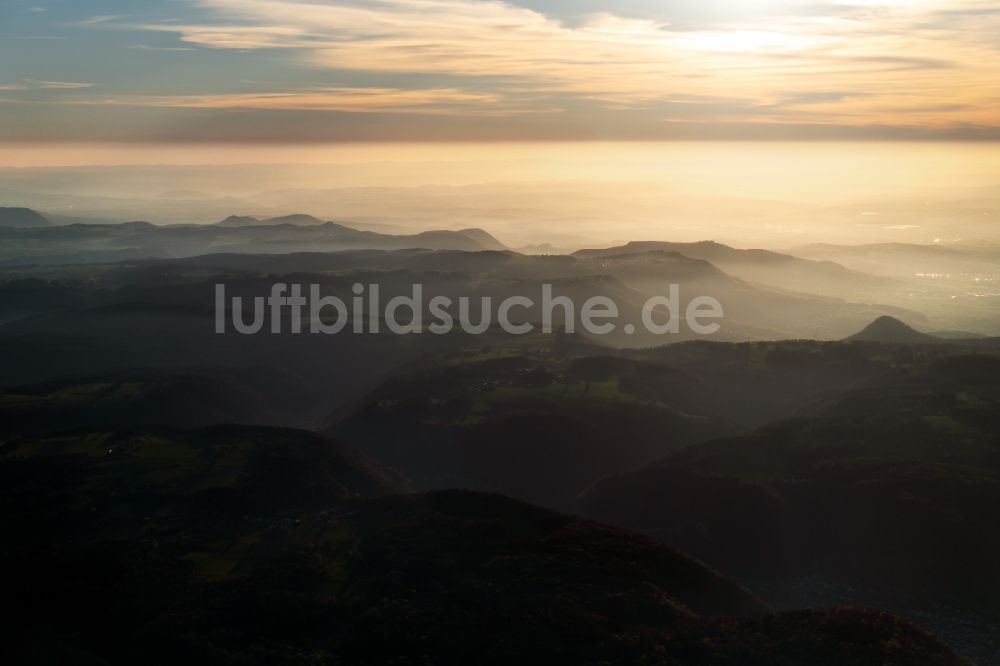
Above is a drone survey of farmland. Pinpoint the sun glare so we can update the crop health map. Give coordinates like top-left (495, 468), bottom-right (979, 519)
top-left (673, 29), bottom-right (819, 53)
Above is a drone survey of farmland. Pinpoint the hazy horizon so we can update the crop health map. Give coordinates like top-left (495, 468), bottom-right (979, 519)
top-left (4, 141), bottom-right (1000, 249)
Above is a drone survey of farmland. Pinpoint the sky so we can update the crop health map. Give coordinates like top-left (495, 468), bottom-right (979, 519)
top-left (1, 0), bottom-right (1000, 143)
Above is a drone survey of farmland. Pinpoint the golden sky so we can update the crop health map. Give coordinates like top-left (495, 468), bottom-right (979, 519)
top-left (1, 0), bottom-right (999, 141)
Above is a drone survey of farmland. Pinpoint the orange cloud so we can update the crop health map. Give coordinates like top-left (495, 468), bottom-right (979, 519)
top-left (74, 0), bottom-right (1000, 132)
top-left (52, 87), bottom-right (548, 115)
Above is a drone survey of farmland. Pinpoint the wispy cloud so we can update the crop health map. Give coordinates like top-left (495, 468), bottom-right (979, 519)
top-left (27, 80), bottom-right (95, 89)
top-left (49, 87), bottom-right (547, 115)
top-left (127, 44), bottom-right (196, 52)
top-left (80, 15), bottom-right (122, 26)
top-left (103, 0), bottom-right (999, 131)
top-left (0, 80), bottom-right (93, 91)
top-left (10, 0), bottom-right (1000, 139)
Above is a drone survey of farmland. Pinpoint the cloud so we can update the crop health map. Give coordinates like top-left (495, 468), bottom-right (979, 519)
top-left (2, 0), bottom-right (989, 140)
top-left (109, 0), bottom-right (1000, 131)
top-left (0, 80), bottom-right (93, 91)
top-left (127, 44), bottom-right (197, 51)
top-left (80, 15), bottom-right (122, 26)
top-left (27, 80), bottom-right (95, 89)
top-left (49, 87), bottom-right (547, 115)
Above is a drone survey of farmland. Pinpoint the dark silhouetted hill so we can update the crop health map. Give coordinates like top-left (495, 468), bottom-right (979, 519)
top-left (847, 315), bottom-right (939, 343)
top-left (0, 217), bottom-right (508, 265)
top-left (215, 214), bottom-right (261, 227)
top-left (0, 207), bottom-right (50, 228)
top-left (455, 227), bottom-right (509, 251)
top-left (328, 354), bottom-right (731, 507)
top-left (580, 349), bottom-right (1000, 662)
top-left (0, 429), bottom-right (969, 665)
top-left (0, 369), bottom-right (317, 435)
top-left (216, 213), bottom-right (331, 227)
top-left (575, 239), bottom-right (882, 299)
top-left (263, 213), bottom-right (328, 226)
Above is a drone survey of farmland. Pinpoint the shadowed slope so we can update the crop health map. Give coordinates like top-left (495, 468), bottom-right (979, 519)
top-left (847, 316), bottom-right (940, 344)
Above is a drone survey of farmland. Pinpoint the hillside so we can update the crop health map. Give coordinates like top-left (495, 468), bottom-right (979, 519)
top-left (580, 350), bottom-right (1000, 662)
top-left (0, 368), bottom-right (318, 435)
top-left (792, 242), bottom-right (1000, 278)
top-left (0, 207), bottom-right (50, 228)
top-left (155, 248), bottom-right (913, 341)
top-left (328, 354), bottom-right (731, 507)
top-left (575, 240), bottom-right (882, 298)
top-left (327, 338), bottom-right (994, 508)
top-left (846, 315), bottom-right (940, 343)
top-left (216, 213), bottom-right (335, 227)
top-left (215, 214), bottom-right (263, 227)
top-left (0, 428), bottom-right (969, 665)
top-left (0, 248), bottom-right (993, 662)
top-left (455, 226), bottom-right (510, 251)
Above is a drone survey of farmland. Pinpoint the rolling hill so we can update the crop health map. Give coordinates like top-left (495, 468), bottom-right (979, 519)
top-left (216, 213), bottom-right (330, 227)
top-left (149, 247), bottom-right (917, 342)
top-left (0, 217), bottom-right (508, 266)
top-left (327, 354), bottom-right (731, 508)
top-left (575, 240), bottom-right (884, 299)
top-left (580, 347), bottom-right (1000, 662)
top-left (0, 427), bottom-right (970, 665)
top-left (846, 315), bottom-right (941, 344)
top-left (792, 242), bottom-right (1000, 279)
top-left (0, 207), bottom-right (50, 228)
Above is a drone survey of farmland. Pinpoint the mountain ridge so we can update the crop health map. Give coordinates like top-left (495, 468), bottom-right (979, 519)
top-left (575, 239), bottom-right (883, 300)
top-left (0, 207), bottom-right (51, 228)
top-left (847, 315), bottom-right (939, 343)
